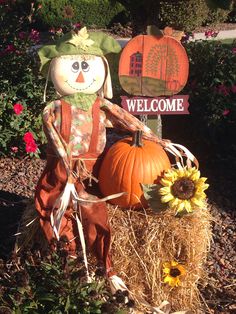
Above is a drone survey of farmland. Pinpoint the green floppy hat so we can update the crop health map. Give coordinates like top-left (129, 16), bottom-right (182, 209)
top-left (38, 27), bottom-right (121, 77)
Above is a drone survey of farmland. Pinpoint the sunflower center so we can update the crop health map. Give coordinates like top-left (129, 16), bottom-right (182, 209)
top-left (169, 268), bottom-right (181, 277)
top-left (171, 178), bottom-right (195, 200)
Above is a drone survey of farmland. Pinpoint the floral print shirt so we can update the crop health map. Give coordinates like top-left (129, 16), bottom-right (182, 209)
top-left (43, 93), bottom-right (159, 175)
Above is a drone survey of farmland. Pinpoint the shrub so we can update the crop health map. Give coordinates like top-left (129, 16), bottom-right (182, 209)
top-left (159, 0), bottom-right (234, 31)
top-left (37, 0), bottom-right (125, 29)
top-left (183, 40), bottom-right (236, 146)
top-left (0, 246), bottom-right (131, 313)
top-left (159, 0), bottom-right (209, 32)
top-left (0, 1), bottom-right (55, 157)
top-left (205, 4), bottom-right (233, 25)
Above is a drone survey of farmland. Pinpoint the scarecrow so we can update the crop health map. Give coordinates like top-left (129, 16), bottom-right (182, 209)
top-left (35, 27), bottom-right (169, 290)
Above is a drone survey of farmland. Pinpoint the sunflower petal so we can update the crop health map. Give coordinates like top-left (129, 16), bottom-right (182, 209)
top-left (191, 197), bottom-right (204, 208)
top-left (161, 194), bottom-right (174, 203)
top-left (176, 201), bottom-right (185, 213)
top-left (184, 200), bottom-right (193, 212)
top-left (160, 178), bottom-right (173, 187)
top-left (190, 170), bottom-right (201, 181)
top-left (159, 186), bottom-right (171, 195)
top-left (169, 198), bottom-right (180, 207)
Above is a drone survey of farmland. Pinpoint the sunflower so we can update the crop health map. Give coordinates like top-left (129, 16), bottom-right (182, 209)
top-left (162, 261), bottom-right (186, 287)
top-left (159, 167), bottom-right (209, 214)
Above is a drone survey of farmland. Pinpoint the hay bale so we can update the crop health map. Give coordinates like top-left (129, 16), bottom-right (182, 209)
top-left (109, 205), bottom-right (212, 313)
top-left (15, 199), bottom-right (212, 312)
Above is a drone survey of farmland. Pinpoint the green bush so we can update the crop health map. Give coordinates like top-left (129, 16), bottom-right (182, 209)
top-left (183, 40), bottom-right (236, 144)
top-left (205, 4), bottom-right (233, 25)
top-left (159, 0), bottom-right (209, 31)
top-left (159, 0), bottom-right (234, 31)
top-left (0, 246), bottom-right (131, 313)
top-left (0, 1), bottom-right (55, 157)
top-left (37, 0), bottom-right (125, 29)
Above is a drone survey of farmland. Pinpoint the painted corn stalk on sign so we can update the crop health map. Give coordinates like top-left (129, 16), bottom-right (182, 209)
top-left (119, 27), bottom-right (190, 115)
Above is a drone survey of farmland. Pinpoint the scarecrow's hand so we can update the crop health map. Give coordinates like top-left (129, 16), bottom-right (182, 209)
top-left (101, 100), bottom-right (160, 144)
top-left (43, 102), bottom-right (71, 175)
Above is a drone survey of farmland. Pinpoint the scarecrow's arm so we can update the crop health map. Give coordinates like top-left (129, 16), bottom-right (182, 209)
top-left (43, 102), bottom-right (71, 175)
top-left (101, 100), bottom-right (159, 143)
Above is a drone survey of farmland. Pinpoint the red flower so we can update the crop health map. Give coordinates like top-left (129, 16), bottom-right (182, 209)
top-left (23, 132), bottom-right (34, 143)
top-left (223, 109), bottom-right (230, 116)
top-left (26, 141), bottom-right (38, 153)
top-left (13, 103), bottom-right (24, 115)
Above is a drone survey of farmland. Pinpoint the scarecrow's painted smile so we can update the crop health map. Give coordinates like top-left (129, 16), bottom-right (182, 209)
top-left (65, 78), bottom-right (96, 91)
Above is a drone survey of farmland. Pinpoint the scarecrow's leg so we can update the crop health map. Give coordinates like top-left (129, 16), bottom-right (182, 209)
top-left (39, 210), bottom-right (79, 255)
top-left (80, 201), bottom-right (114, 276)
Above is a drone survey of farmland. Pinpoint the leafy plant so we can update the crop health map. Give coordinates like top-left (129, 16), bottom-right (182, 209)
top-left (37, 0), bottom-right (125, 29)
top-left (0, 243), bottom-right (132, 313)
top-left (0, 1), bottom-right (55, 157)
top-left (182, 39), bottom-right (236, 152)
top-left (159, 0), bottom-right (233, 32)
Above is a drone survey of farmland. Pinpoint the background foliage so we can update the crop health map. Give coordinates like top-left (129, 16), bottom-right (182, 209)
top-left (183, 40), bottom-right (236, 145)
top-left (37, 0), bottom-right (126, 29)
top-left (0, 0), bottom-right (55, 156)
top-left (159, 0), bottom-right (234, 31)
top-left (0, 0), bottom-right (236, 157)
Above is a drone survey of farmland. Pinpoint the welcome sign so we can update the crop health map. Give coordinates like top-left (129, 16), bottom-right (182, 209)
top-left (121, 95), bottom-right (189, 115)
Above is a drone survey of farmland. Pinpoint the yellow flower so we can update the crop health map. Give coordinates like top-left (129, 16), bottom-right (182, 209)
top-left (159, 167), bottom-right (209, 214)
top-left (67, 27), bottom-right (94, 50)
top-left (163, 261), bottom-right (186, 287)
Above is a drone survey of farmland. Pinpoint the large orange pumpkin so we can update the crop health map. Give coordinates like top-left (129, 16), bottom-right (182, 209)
top-left (119, 29), bottom-right (189, 97)
top-left (98, 131), bottom-right (171, 209)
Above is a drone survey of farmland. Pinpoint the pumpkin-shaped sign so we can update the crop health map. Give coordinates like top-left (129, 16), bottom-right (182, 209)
top-left (98, 131), bottom-right (171, 209)
top-left (119, 28), bottom-right (189, 97)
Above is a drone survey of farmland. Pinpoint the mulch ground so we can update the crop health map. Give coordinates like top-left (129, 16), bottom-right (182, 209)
top-left (0, 123), bottom-right (235, 313)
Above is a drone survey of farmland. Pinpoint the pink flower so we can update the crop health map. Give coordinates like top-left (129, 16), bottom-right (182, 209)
top-left (73, 22), bottom-right (81, 29)
top-left (11, 146), bottom-right (18, 153)
top-left (56, 28), bottom-right (63, 34)
top-left (217, 84), bottom-right (229, 96)
top-left (19, 31), bottom-right (26, 40)
top-left (231, 85), bottom-right (236, 93)
top-left (13, 103), bottom-right (24, 115)
top-left (26, 141), bottom-right (37, 153)
top-left (223, 109), bottom-right (230, 116)
top-left (23, 132), bottom-right (34, 143)
top-left (6, 44), bottom-right (16, 52)
top-left (232, 48), bottom-right (236, 54)
top-left (29, 29), bottom-right (40, 43)
top-left (204, 30), bottom-right (218, 38)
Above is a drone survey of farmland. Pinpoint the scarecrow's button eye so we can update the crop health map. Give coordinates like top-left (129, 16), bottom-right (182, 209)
top-left (72, 61), bottom-right (79, 72)
top-left (81, 61), bottom-right (89, 72)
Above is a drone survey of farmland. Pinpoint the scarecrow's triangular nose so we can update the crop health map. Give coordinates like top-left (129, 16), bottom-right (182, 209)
top-left (76, 71), bottom-right (84, 83)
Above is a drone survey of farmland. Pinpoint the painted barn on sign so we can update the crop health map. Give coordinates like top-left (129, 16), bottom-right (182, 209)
top-left (129, 51), bottom-right (143, 77)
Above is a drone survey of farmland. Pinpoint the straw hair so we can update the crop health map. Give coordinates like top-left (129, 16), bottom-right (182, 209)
top-left (108, 205), bottom-right (212, 313)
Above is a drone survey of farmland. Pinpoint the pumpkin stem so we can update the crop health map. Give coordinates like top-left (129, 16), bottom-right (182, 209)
top-left (147, 25), bottom-right (163, 37)
top-left (132, 130), bottom-right (143, 147)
